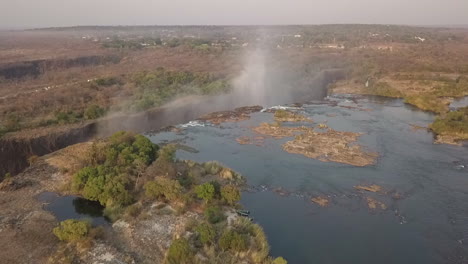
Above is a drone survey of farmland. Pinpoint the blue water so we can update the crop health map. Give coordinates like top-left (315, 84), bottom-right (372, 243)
top-left (148, 95), bottom-right (468, 264)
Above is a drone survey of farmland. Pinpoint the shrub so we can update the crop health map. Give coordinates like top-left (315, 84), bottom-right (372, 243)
top-left (404, 95), bottom-right (448, 114)
top-left (431, 107), bottom-right (468, 136)
top-left (165, 238), bottom-right (194, 264)
top-left (103, 206), bottom-right (125, 222)
top-left (84, 105), bottom-right (105, 120)
top-left (53, 219), bottom-right (91, 242)
top-left (274, 109), bottom-right (289, 119)
top-left (144, 177), bottom-right (183, 201)
top-left (367, 82), bottom-right (404, 98)
top-left (219, 230), bottom-right (248, 252)
top-left (195, 223), bottom-right (216, 245)
top-left (250, 223), bottom-right (270, 262)
top-left (204, 206), bottom-right (225, 224)
top-left (55, 110), bottom-right (82, 124)
top-left (94, 77), bottom-right (120, 86)
top-left (195, 183), bottom-right (215, 203)
top-left (203, 161), bottom-right (223, 175)
top-left (221, 185), bottom-right (241, 205)
top-left (27, 155), bottom-right (39, 166)
top-left (4, 112), bottom-right (20, 131)
top-left (272, 257), bottom-right (288, 264)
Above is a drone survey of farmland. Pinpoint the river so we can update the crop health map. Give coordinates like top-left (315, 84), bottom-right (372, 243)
top-left (147, 95), bottom-right (468, 264)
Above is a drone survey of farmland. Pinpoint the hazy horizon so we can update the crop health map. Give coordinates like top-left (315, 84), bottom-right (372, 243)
top-left (1, 0), bottom-right (468, 29)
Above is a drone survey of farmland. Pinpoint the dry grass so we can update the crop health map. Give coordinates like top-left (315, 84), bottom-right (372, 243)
top-left (282, 128), bottom-right (378, 167)
top-left (354, 184), bottom-right (383, 193)
top-left (45, 142), bottom-right (93, 174)
top-left (311, 196), bottom-right (330, 207)
top-left (365, 197), bottom-right (387, 210)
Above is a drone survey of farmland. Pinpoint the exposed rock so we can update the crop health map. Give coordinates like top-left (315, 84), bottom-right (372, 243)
top-left (409, 124), bottom-right (428, 132)
top-left (434, 134), bottom-right (463, 146)
top-left (253, 122), bottom-right (308, 139)
top-left (366, 197), bottom-right (387, 210)
top-left (311, 196), bottom-right (330, 207)
top-left (282, 128), bottom-right (378, 166)
top-left (198, 105), bottom-right (263, 125)
top-left (274, 109), bottom-right (313, 123)
top-left (354, 184), bottom-right (383, 193)
top-left (235, 136), bottom-right (264, 146)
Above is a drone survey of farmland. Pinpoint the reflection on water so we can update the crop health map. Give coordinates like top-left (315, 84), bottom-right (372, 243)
top-left (37, 192), bottom-right (108, 226)
top-left (148, 95), bottom-right (468, 264)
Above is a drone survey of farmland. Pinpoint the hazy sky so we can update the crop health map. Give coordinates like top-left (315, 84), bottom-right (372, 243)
top-left (1, 0), bottom-right (468, 28)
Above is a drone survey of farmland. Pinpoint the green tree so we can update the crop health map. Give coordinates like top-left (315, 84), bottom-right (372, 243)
top-left (195, 183), bottom-right (215, 203)
top-left (165, 238), bottom-right (193, 264)
top-left (221, 185), bottom-right (240, 205)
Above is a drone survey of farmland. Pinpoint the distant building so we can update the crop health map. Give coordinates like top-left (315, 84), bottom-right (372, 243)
top-left (294, 34), bottom-right (302, 38)
top-left (318, 44), bottom-right (344, 49)
top-left (414, 36), bottom-right (426, 42)
top-left (377, 45), bottom-right (393, 51)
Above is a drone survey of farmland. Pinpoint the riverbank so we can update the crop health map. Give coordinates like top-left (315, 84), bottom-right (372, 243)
top-left (329, 74), bottom-right (468, 145)
top-left (0, 133), bottom-right (286, 264)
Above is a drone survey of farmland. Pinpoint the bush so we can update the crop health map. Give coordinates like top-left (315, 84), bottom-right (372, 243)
top-left (272, 257), bottom-right (288, 264)
top-left (404, 95), bottom-right (448, 113)
top-left (84, 105), bottom-right (106, 120)
top-left (431, 107), bottom-right (468, 136)
top-left (221, 185), bottom-right (241, 205)
top-left (55, 110), bottom-right (83, 125)
top-left (94, 77), bottom-right (120, 86)
top-left (195, 183), bottom-right (215, 203)
top-left (53, 219), bottom-right (91, 242)
top-left (367, 82), bottom-right (404, 98)
top-left (165, 238), bottom-right (194, 264)
top-left (125, 203), bottom-right (142, 218)
top-left (144, 177), bottom-right (183, 201)
top-left (195, 223), bottom-right (216, 245)
top-left (4, 112), bottom-right (20, 131)
top-left (28, 155), bottom-right (39, 165)
top-left (203, 161), bottom-right (223, 175)
top-left (204, 206), bottom-right (225, 224)
top-left (219, 230), bottom-right (248, 252)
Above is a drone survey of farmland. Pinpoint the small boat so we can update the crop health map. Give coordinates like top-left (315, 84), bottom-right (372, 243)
top-left (236, 211), bottom-right (249, 217)
top-left (236, 210), bottom-right (250, 215)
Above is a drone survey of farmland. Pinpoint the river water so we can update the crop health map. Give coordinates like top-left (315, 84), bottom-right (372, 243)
top-left (147, 95), bottom-right (468, 264)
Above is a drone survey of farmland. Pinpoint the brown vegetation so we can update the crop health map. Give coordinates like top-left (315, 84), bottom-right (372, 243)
top-left (273, 109), bottom-right (313, 123)
top-left (283, 128), bottom-right (378, 166)
top-left (354, 184), bottom-right (384, 193)
top-left (311, 196), bottom-right (330, 207)
top-left (198, 106), bottom-right (263, 125)
top-left (253, 122), bottom-right (308, 139)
